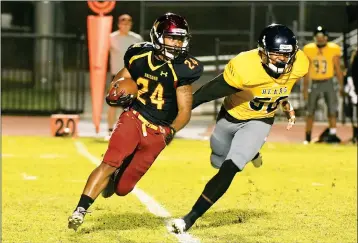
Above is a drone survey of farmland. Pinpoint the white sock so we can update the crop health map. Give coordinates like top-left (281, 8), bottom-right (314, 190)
top-left (329, 128), bottom-right (336, 135)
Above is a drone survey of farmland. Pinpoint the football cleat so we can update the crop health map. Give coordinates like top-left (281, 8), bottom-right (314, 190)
top-left (170, 218), bottom-right (188, 234)
top-left (101, 168), bottom-right (121, 198)
top-left (68, 207), bottom-right (89, 231)
top-left (324, 134), bottom-right (341, 144)
top-left (251, 152), bottom-right (263, 168)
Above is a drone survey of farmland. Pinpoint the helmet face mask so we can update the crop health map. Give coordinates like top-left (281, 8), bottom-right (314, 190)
top-left (260, 49), bottom-right (297, 74)
top-left (258, 24), bottom-right (298, 75)
top-left (160, 34), bottom-right (190, 60)
top-left (150, 13), bottom-right (191, 61)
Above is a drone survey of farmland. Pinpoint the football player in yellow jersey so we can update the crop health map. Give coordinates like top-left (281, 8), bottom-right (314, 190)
top-left (170, 24), bottom-right (309, 233)
top-left (303, 26), bottom-right (344, 144)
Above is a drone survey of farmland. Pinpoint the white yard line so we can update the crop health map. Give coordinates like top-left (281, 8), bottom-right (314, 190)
top-left (22, 173), bottom-right (37, 180)
top-left (74, 141), bottom-right (200, 243)
top-left (132, 188), bottom-right (200, 243)
top-left (74, 142), bottom-right (101, 166)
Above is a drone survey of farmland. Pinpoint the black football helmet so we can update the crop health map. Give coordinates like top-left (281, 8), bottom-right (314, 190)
top-left (314, 26), bottom-right (328, 48)
top-left (314, 26), bottom-right (328, 36)
top-left (150, 12), bottom-right (191, 61)
top-left (258, 24), bottom-right (298, 75)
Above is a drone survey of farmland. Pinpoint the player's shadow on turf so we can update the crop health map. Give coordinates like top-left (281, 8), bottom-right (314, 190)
top-left (199, 208), bottom-right (270, 228)
top-left (78, 211), bottom-right (164, 233)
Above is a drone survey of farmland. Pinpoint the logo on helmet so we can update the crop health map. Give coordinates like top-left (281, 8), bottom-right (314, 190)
top-left (262, 36), bottom-right (266, 46)
top-left (171, 28), bottom-right (187, 35)
top-left (279, 44), bottom-right (293, 52)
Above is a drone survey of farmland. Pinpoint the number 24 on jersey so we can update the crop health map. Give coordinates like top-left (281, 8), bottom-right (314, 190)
top-left (136, 77), bottom-right (164, 109)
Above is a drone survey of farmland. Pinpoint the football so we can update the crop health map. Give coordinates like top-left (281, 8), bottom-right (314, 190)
top-left (111, 77), bottom-right (138, 98)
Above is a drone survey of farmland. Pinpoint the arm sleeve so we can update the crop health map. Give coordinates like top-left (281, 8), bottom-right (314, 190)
top-left (192, 73), bottom-right (242, 109)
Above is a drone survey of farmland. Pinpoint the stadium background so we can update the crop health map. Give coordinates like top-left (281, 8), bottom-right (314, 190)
top-left (1, 1), bottom-right (357, 123)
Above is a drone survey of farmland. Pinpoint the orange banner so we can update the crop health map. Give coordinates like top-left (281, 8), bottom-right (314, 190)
top-left (87, 15), bottom-right (113, 133)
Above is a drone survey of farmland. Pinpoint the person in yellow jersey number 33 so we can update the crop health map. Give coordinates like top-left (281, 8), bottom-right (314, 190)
top-left (303, 26), bottom-right (344, 144)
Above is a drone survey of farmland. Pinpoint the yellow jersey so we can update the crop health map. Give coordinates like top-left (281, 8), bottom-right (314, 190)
top-left (303, 42), bottom-right (341, 80)
top-left (223, 49), bottom-right (309, 120)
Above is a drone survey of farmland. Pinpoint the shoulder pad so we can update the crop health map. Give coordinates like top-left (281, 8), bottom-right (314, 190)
top-left (227, 50), bottom-right (259, 86)
top-left (127, 42), bottom-right (154, 54)
top-left (124, 42), bottom-right (154, 69)
top-left (174, 55), bottom-right (204, 86)
top-left (327, 42), bottom-right (341, 49)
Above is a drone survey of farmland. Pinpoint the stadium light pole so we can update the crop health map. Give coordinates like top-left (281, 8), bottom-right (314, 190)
top-left (249, 3), bottom-right (255, 49)
top-left (298, 1), bottom-right (306, 46)
top-left (34, 1), bottom-right (54, 88)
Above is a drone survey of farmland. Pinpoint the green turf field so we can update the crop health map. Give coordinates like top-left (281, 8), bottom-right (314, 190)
top-left (2, 136), bottom-right (357, 243)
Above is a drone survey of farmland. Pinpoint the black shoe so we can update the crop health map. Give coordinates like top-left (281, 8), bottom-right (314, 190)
top-left (101, 168), bottom-right (120, 198)
top-left (324, 134), bottom-right (341, 144)
top-left (317, 128), bottom-right (330, 143)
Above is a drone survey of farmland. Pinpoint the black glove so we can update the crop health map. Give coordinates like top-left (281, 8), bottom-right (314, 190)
top-left (106, 93), bottom-right (134, 107)
top-left (105, 86), bottom-right (135, 108)
top-left (164, 126), bottom-right (176, 145)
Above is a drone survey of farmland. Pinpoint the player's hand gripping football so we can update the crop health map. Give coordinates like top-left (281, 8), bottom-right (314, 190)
top-left (281, 100), bottom-right (296, 130)
top-left (105, 80), bottom-right (135, 108)
top-left (160, 126), bottom-right (176, 145)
